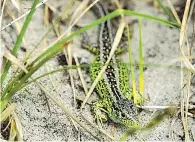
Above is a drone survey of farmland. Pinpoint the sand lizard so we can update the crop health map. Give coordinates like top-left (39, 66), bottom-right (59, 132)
top-left (83, 1), bottom-right (142, 128)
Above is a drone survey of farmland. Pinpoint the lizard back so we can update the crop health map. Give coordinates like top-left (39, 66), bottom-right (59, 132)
top-left (89, 1), bottom-right (140, 128)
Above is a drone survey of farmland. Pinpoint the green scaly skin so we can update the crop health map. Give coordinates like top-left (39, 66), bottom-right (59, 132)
top-left (83, 1), bottom-right (144, 128)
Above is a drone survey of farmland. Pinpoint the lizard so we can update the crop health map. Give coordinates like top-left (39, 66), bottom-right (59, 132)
top-left (82, 1), bottom-right (143, 128)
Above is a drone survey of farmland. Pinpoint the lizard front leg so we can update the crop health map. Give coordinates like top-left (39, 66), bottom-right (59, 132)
top-left (91, 99), bottom-right (108, 127)
top-left (82, 31), bottom-right (99, 55)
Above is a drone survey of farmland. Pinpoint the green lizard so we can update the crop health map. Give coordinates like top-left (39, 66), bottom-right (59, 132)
top-left (83, 1), bottom-right (143, 128)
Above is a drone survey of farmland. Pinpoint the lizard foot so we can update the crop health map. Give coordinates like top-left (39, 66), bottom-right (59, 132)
top-left (91, 101), bottom-right (107, 127)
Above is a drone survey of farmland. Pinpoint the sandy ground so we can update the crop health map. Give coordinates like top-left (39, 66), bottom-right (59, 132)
top-left (1, 0), bottom-right (195, 141)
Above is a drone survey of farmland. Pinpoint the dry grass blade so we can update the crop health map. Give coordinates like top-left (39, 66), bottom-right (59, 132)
top-left (0, 0), bottom-right (7, 74)
top-left (9, 118), bottom-right (17, 141)
top-left (65, 0), bottom-right (92, 108)
top-left (180, 0), bottom-right (191, 44)
top-left (12, 112), bottom-right (23, 141)
top-left (43, 4), bottom-right (59, 97)
top-left (0, 0), bottom-right (7, 30)
top-left (167, 0), bottom-right (194, 72)
top-left (139, 105), bottom-right (179, 109)
top-left (6, 5), bottom-right (28, 50)
top-left (4, 48), bottom-right (28, 73)
top-left (53, 0), bottom-right (100, 44)
top-left (11, 0), bottom-right (20, 10)
top-left (166, 0), bottom-right (193, 141)
top-left (0, 103), bottom-right (17, 123)
top-left (179, 1), bottom-right (192, 141)
top-left (74, 55), bottom-right (88, 95)
top-left (70, 0), bottom-right (90, 24)
top-left (66, 45), bottom-right (77, 107)
top-left (178, 0), bottom-right (193, 141)
top-left (166, 0), bottom-right (181, 24)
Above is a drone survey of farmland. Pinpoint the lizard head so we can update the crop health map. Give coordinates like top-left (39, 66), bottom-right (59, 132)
top-left (108, 100), bottom-right (140, 128)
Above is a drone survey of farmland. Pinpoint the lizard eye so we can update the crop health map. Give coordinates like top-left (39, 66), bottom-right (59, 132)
top-left (121, 113), bottom-right (125, 118)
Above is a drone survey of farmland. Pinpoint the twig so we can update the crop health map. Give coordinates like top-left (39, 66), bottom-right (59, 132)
top-left (74, 55), bottom-right (88, 95)
top-left (138, 105), bottom-right (179, 109)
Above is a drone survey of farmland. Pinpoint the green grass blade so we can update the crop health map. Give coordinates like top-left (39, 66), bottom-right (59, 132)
top-left (120, 128), bottom-right (138, 141)
top-left (156, 0), bottom-right (176, 22)
top-left (142, 107), bottom-right (176, 130)
top-left (120, 9), bottom-right (180, 28)
top-left (0, 0), bottom-right (40, 84)
top-left (139, 19), bottom-right (144, 94)
top-left (126, 25), bottom-right (137, 104)
top-left (120, 107), bottom-right (177, 141)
